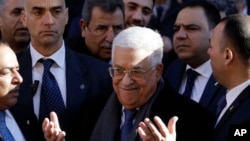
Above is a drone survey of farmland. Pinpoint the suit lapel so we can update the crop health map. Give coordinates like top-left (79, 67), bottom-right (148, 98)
top-left (199, 76), bottom-right (222, 107)
top-left (16, 48), bottom-right (34, 111)
top-left (215, 85), bottom-right (250, 132)
top-left (65, 48), bottom-right (88, 110)
top-left (165, 60), bottom-right (186, 91)
top-left (90, 93), bottom-right (122, 141)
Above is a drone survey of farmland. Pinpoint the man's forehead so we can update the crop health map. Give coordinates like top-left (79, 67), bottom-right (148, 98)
top-left (175, 8), bottom-right (208, 26)
top-left (25, 0), bottom-right (65, 9)
top-left (125, 0), bottom-right (153, 9)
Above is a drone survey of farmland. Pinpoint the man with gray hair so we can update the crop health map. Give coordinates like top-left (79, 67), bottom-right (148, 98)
top-left (90, 26), bottom-right (214, 141)
top-left (0, 0), bottom-right (29, 52)
top-left (67, 0), bottom-right (125, 63)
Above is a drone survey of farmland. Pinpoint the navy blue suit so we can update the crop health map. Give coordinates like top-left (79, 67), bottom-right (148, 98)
top-left (163, 59), bottom-right (226, 117)
top-left (10, 46), bottom-right (113, 141)
top-left (214, 85), bottom-right (250, 141)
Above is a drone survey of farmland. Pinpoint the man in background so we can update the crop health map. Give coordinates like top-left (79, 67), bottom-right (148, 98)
top-left (0, 0), bottom-right (29, 53)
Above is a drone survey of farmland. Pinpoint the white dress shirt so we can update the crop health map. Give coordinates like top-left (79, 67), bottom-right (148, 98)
top-left (30, 42), bottom-right (67, 118)
top-left (179, 60), bottom-right (212, 103)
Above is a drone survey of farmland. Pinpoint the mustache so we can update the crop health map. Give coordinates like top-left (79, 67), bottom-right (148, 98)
top-left (126, 20), bottom-right (144, 27)
top-left (9, 86), bottom-right (20, 93)
top-left (100, 43), bottom-right (112, 49)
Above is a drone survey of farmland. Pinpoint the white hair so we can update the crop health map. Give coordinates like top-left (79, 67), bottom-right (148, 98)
top-left (112, 26), bottom-right (164, 65)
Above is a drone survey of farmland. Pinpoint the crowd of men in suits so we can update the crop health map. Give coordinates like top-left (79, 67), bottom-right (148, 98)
top-left (0, 0), bottom-right (250, 141)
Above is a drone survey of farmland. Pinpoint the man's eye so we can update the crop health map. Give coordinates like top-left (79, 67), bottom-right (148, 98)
top-left (52, 9), bottom-right (62, 15)
top-left (114, 69), bottom-right (123, 73)
top-left (142, 9), bottom-right (152, 16)
top-left (131, 69), bottom-right (142, 75)
top-left (0, 70), bottom-right (11, 76)
top-left (33, 10), bottom-right (42, 16)
top-left (113, 26), bottom-right (123, 34)
top-left (127, 5), bottom-right (136, 11)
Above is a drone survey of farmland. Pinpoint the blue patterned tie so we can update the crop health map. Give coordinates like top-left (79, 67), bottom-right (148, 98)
top-left (0, 111), bottom-right (14, 141)
top-left (39, 59), bottom-right (65, 123)
top-left (183, 69), bottom-right (199, 99)
top-left (121, 109), bottom-right (137, 141)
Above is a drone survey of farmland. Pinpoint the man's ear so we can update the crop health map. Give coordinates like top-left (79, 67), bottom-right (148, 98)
top-left (224, 48), bottom-right (233, 65)
top-left (80, 19), bottom-right (87, 38)
top-left (0, 16), bottom-right (3, 30)
top-left (156, 64), bottom-right (163, 81)
top-left (65, 8), bottom-right (69, 25)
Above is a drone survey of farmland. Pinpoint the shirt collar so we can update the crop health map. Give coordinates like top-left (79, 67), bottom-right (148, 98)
top-left (186, 60), bottom-right (212, 79)
top-left (226, 80), bottom-right (250, 106)
top-left (30, 42), bottom-right (66, 69)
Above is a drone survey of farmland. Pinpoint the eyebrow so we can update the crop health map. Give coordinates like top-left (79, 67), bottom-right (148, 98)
top-left (127, 2), bottom-right (151, 9)
top-left (0, 66), bottom-right (19, 70)
top-left (32, 6), bottom-right (63, 11)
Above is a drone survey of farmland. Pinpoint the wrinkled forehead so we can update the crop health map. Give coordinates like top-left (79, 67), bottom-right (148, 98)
top-left (24, 0), bottom-right (66, 9)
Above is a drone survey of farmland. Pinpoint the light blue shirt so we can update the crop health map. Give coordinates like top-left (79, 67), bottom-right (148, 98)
top-left (6, 110), bottom-right (25, 141)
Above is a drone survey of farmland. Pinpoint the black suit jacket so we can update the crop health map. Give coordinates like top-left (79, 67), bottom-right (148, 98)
top-left (163, 59), bottom-right (226, 117)
top-left (89, 79), bottom-right (214, 141)
top-left (214, 85), bottom-right (250, 141)
top-left (65, 36), bottom-right (111, 63)
top-left (10, 46), bottom-right (113, 141)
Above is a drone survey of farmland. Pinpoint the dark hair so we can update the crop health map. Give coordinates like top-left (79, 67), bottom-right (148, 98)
top-left (209, 0), bottom-right (238, 16)
top-left (81, 0), bottom-right (125, 25)
top-left (180, 0), bottom-right (221, 30)
top-left (222, 14), bottom-right (250, 61)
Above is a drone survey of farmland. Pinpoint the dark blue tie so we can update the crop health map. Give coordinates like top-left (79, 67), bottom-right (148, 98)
top-left (215, 93), bottom-right (227, 119)
top-left (39, 59), bottom-right (65, 123)
top-left (121, 109), bottom-right (137, 141)
top-left (0, 111), bottom-right (14, 141)
top-left (183, 69), bottom-right (199, 99)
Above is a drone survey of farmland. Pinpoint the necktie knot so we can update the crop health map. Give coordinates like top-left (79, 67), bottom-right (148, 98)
top-left (121, 109), bottom-right (137, 141)
top-left (183, 69), bottom-right (199, 98)
top-left (124, 109), bottom-right (137, 122)
top-left (186, 69), bottom-right (199, 80)
top-left (40, 59), bottom-right (54, 71)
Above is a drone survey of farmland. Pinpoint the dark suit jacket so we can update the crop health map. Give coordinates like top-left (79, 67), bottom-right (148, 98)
top-left (65, 36), bottom-right (111, 63)
top-left (163, 59), bottom-right (226, 117)
top-left (214, 85), bottom-right (250, 141)
top-left (10, 46), bottom-right (113, 141)
top-left (89, 79), bottom-right (214, 141)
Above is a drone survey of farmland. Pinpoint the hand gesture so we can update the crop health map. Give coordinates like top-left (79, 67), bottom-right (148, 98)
top-left (42, 112), bottom-right (66, 141)
top-left (137, 116), bottom-right (178, 141)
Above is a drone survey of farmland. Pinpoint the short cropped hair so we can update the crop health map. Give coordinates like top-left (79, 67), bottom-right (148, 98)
top-left (112, 26), bottom-right (163, 65)
top-left (222, 14), bottom-right (250, 61)
top-left (81, 0), bottom-right (125, 25)
top-left (180, 0), bottom-right (221, 30)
